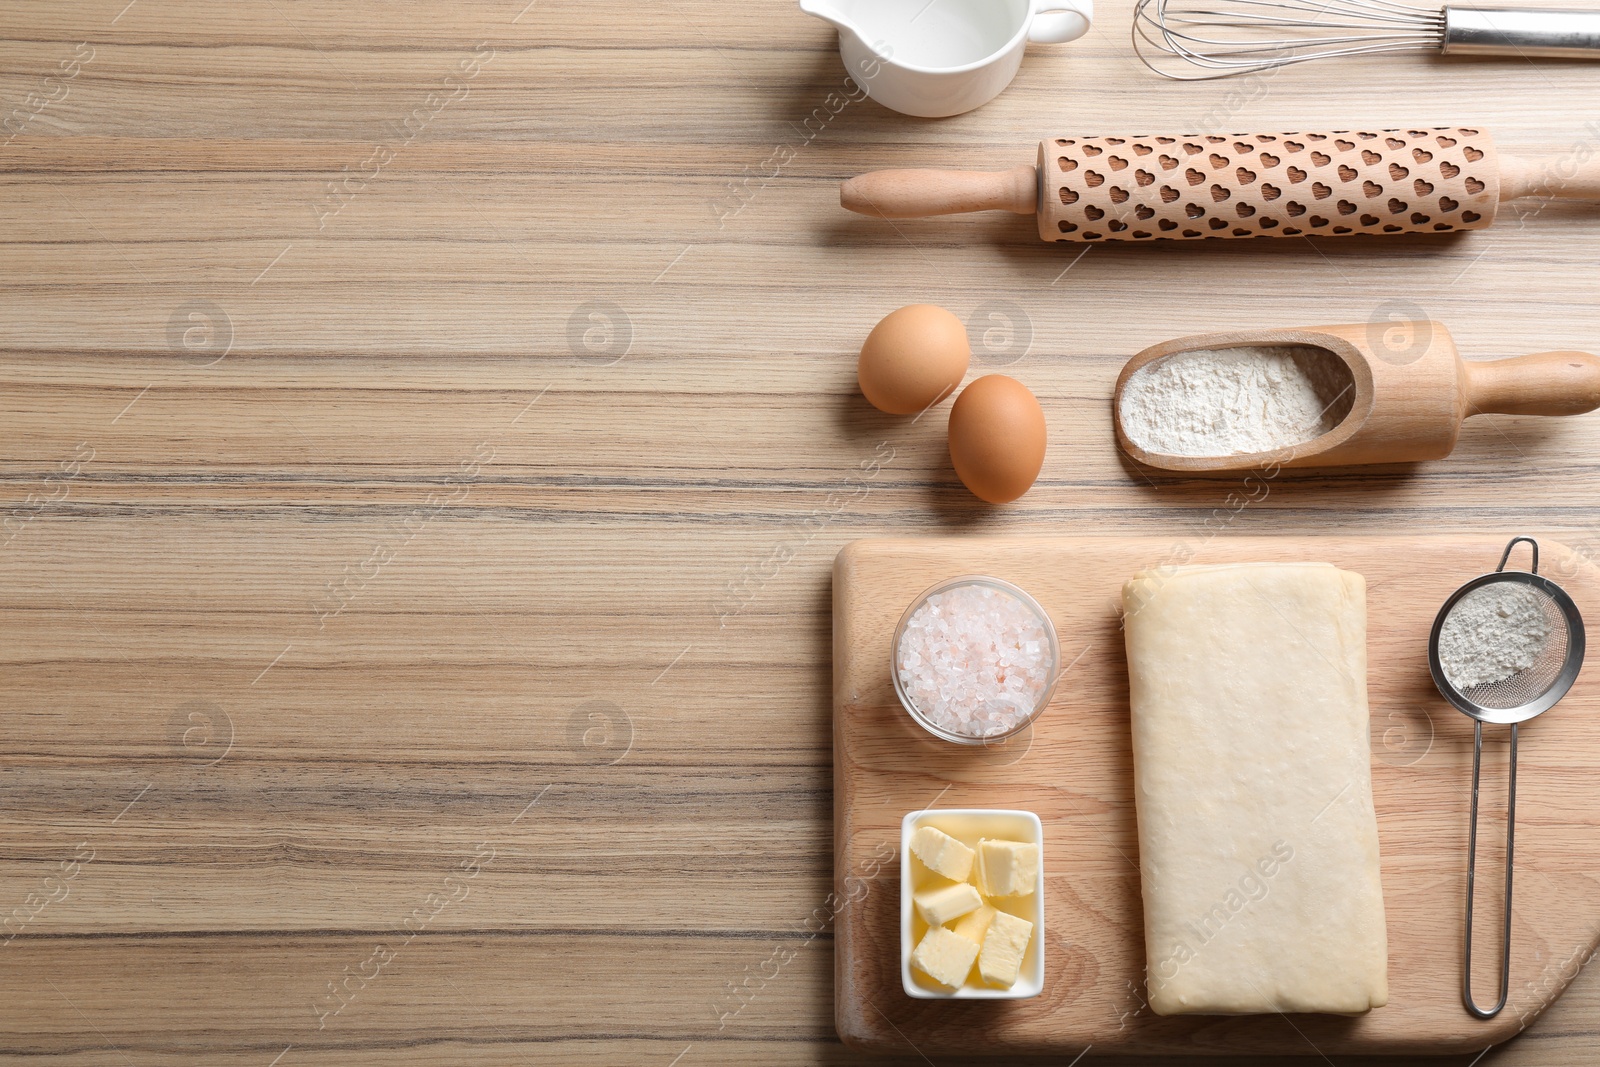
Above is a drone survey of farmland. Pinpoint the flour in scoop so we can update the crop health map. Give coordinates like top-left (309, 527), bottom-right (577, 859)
top-left (1120, 345), bottom-right (1356, 458)
top-left (1439, 583), bottom-right (1553, 691)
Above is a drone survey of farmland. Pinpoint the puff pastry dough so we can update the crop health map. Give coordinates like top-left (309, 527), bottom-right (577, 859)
top-left (1122, 562), bottom-right (1388, 1016)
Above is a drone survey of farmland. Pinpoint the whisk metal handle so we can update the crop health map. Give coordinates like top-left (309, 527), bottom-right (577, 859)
top-left (1443, 7), bottom-right (1600, 58)
top-left (1464, 718), bottom-right (1516, 1019)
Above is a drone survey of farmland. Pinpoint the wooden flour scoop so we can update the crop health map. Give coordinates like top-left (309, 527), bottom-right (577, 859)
top-left (1112, 321), bottom-right (1600, 470)
top-left (841, 127), bottom-right (1600, 242)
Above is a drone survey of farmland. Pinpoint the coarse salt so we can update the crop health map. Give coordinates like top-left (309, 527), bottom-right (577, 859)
top-left (896, 582), bottom-right (1054, 739)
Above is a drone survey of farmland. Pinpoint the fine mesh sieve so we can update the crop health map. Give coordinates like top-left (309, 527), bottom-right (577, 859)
top-left (1428, 536), bottom-right (1586, 1020)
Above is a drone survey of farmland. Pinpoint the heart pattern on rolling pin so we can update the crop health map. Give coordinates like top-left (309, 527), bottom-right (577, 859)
top-left (1043, 128), bottom-right (1496, 242)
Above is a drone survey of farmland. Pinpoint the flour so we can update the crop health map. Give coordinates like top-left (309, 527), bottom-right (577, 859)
top-left (1438, 583), bottom-right (1552, 691)
top-left (1119, 345), bottom-right (1356, 458)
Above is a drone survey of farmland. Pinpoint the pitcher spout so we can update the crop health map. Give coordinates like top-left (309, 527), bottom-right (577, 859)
top-left (799, 0), bottom-right (861, 37)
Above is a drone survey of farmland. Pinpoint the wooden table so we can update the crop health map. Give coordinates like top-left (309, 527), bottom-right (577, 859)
top-left (1, 2), bottom-right (1598, 1064)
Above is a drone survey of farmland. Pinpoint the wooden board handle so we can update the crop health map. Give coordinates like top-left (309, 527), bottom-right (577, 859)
top-left (1500, 153), bottom-right (1600, 201)
top-left (840, 165), bottom-right (1037, 219)
top-left (1465, 351), bottom-right (1600, 416)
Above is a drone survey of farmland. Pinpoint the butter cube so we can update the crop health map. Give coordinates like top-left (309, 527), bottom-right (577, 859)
top-left (952, 903), bottom-right (997, 947)
top-left (913, 882), bottom-right (982, 927)
top-left (910, 926), bottom-right (980, 989)
top-left (978, 910), bottom-right (1034, 988)
top-left (909, 825), bottom-right (975, 883)
top-left (977, 839), bottom-right (1039, 897)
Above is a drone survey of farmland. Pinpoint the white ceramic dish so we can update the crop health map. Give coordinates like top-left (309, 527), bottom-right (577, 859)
top-left (900, 808), bottom-right (1044, 999)
top-left (800, 0), bottom-right (1093, 118)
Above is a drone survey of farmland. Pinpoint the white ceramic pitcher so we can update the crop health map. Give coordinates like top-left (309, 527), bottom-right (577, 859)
top-left (800, 0), bottom-right (1093, 118)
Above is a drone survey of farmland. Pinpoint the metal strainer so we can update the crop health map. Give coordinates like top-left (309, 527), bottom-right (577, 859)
top-left (1428, 536), bottom-right (1586, 1019)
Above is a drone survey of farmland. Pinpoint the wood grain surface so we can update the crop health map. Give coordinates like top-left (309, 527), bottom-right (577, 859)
top-left (2, 1), bottom-right (1599, 1064)
top-left (834, 535), bottom-right (1600, 1057)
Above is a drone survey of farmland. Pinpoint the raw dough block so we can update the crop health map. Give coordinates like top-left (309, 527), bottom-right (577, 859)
top-left (1122, 562), bottom-right (1388, 1016)
top-left (910, 825), bottom-right (975, 883)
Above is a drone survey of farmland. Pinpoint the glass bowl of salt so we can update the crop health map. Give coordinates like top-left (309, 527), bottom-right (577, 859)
top-left (892, 576), bottom-right (1061, 745)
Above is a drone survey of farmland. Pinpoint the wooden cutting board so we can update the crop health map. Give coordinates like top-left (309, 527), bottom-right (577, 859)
top-left (833, 534), bottom-right (1600, 1057)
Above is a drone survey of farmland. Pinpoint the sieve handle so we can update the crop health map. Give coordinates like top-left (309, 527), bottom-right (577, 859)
top-left (1497, 535), bottom-right (1539, 574)
top-left (1464, 350), bottom-right (1600, 416)
top-left (1464, 719), bottom-right (1517, 1019)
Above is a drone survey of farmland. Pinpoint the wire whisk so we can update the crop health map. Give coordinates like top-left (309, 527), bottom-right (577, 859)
top-left (1133, 0), bottom-right (1600, 80)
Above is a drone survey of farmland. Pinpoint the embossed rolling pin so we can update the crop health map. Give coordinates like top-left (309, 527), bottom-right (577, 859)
top-left (839, 127), bottom-right (1600, 242)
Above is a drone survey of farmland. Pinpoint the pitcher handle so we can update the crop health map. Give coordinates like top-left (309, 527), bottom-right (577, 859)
top-left (1029, 0), bottom-right (1094, 43)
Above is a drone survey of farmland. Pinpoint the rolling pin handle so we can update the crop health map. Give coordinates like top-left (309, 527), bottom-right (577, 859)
top-left (840, 165), bottom-right (1039, 219)
top-left (1498, 152), bottom-right (1600, 202)
top-left (1464, 350), bottom-right (1600, 416)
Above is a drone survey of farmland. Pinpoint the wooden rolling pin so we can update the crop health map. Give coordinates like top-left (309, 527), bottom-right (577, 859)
top-left (840, 127), bottom-right (1600, 242)
top-left (1112, 321), bottom-right (1600, 470)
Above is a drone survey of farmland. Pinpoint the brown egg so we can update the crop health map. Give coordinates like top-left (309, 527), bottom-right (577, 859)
top-left (858, 304), bottom-right (971, 415)
top-left (948, 375), bottom-right (1047, 503)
